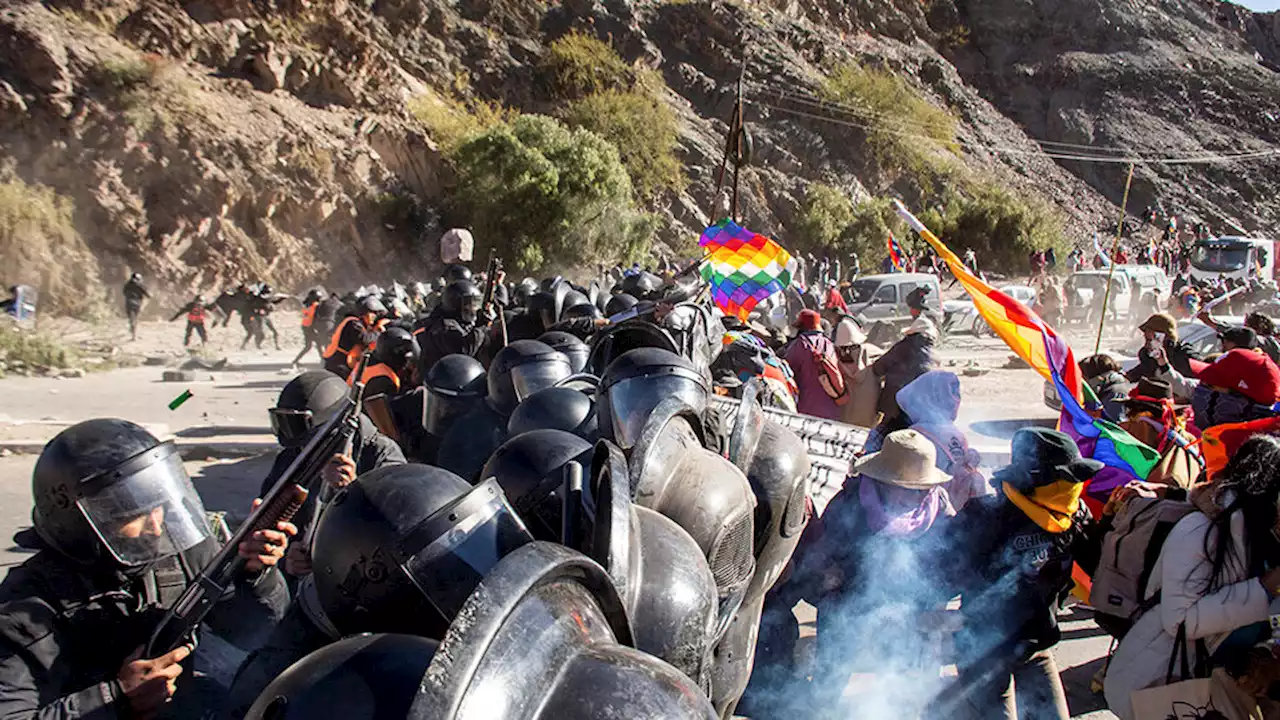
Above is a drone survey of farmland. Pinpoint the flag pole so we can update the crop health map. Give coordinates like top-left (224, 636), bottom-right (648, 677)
top-left (1094, 162), bottom-right (1136, 354)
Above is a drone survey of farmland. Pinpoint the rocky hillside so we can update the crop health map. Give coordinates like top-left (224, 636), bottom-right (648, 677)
top-left (1, 0), bottom-right (1277, 312)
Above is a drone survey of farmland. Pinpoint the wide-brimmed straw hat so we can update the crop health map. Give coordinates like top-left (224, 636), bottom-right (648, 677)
top-left (851, 429), bottom-right (950, 490)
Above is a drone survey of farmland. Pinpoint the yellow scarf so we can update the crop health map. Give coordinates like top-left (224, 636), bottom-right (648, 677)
top-left (1002, 480), bottom-right (1083, 534)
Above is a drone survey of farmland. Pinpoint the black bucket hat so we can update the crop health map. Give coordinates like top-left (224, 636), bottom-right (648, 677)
top-left (993, 427), bottom-right (1103, 491)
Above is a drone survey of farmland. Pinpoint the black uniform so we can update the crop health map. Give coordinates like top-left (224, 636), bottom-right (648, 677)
top-left (0, 534), bottom-right (289, 720)
top-left (122, 278), bottom-right (149, 339)
top-left (414, 311), bottom-right (486, 371)
top-left (255, 416), bottom-right (405, 538)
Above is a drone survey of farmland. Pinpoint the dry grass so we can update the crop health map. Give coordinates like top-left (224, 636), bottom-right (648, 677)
top-left (0, 177), bottom-right (103, 319)
top-left (408, 89), bottom-right (514, 154)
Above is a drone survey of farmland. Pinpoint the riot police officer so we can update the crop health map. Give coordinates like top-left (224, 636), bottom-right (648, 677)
top-left (538, 330), bottom-right (590, 373)
top-left (226, 464), bottom-right (533, 718)
top-left (246, 543), bottom-right (718, 720)
top-left (405, 353), bottom-right (487, 465)
top-left (322, 296), bottom-right (388, 379)
top-left (0, 419), bottom-right (293, 719)
top-left (437, 340), bottom-right (572, 481)
top-left (261, 372), bottom-right (405, 545)
top-left (346, 326), bottom-right (419, 398)
top-left (507, 386), bottom-right (599, 442)
top-left (414, 280), bottom-right (489, 370)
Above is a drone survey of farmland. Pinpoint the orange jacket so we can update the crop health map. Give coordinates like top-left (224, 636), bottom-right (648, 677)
top-left (300, 303), bottom-right (317, 328)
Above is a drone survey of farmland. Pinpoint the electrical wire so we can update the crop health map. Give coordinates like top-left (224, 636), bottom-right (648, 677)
top-left (748, 93), bottom-right (1280, 165)
top-left (745, 81), bottom-right (1280, 165)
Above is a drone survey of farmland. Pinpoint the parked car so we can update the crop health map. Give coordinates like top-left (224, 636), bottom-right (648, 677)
top-left (846, 273), bottom-right (942, 330)
top-left (1041, 320), bottom-right (1224, 410)
top-left (942, 285), bottom-right (1037, 337)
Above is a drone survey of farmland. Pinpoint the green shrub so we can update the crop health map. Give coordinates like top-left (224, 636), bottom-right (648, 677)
top-left (792, 183), bottom-right (855, 252)
top-left (561, 89), bottom-right (685, 199)
top-left (844, 197), bottom-right (911, 262)
top-left (0, 324), bottom-right (79, 372)
top-left (447, 115), bottom-right (654, 273)
top-left (0, 178), bottom-right (102, 318)
top-left (541, 31), bottom-right (632, 99)
top-left (917, 182), bottom-right (1066, 272)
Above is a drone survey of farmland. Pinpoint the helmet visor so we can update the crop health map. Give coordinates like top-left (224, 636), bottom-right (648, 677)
top-left (399, 480), bottom-right (533, 621)
top-left (269, 408), bottom-right (314, 447)
top-left (459, 295), bottom-right (481, 325)
top-left (605, 375), bottom-right (708, 450)
top-left (78, 444), bottom-right (211, 566)
top-left (510, 360), bottom-right (571, 404)
top-left (423, 390), bottom-right (476, 436)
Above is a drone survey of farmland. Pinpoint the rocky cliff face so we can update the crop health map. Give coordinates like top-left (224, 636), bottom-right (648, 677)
top-left (0, 0), bottom-right (1276, 310)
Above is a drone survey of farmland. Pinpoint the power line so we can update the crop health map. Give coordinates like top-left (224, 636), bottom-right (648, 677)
top-left (742, 81), bottom-right (1280, 165)
top-left (747, 92), bottom-right (1280, 165)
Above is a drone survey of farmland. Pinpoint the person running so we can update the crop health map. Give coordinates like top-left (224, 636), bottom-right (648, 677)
top-left (170, 293), bottom-right (212, 347)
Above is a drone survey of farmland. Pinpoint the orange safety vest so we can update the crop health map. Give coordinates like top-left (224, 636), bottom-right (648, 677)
top-left (345, 319), bottom-right (390, 368)
top-left (300, 303), bottom-right (317, 328)
top-left (187, 305), bottom-right (206, 324)
top-left (323, 316), bottom-right (360, 360)
top-left (347, 362), bottom-right (401, 391)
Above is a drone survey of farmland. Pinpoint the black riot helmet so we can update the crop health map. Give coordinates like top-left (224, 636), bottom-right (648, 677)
top-left (561, 302), bottom-right (602, 324)
top-left (247, 634), bottom-right (439, 720)
top-left (487, 340), bottom-right (573, 416)
top-left (622, 272), bottom-right (664, 301)
top-left (605, 293), bottom-right (639, 317)
top-left (528, 290), bottom-right (557, 332)
top-left (479, 429), bottom-right (593, 541)
top-left (443, 280), bottom-right (483, 325)
top-left (558, 289), bottom-right (592, 322)
top-left (423, 354), bottom-right (487, 436)
top-left (507, 386), bottom-right (598, 442)
top-left (270, 371), bottom-right (349, 448)
top-left (312, 464), bottom-right (534, 639)
top-left (32, 419), bottom-right (212, 567)
top-left (445, 264), bottom-right (473, 283)
top-left (513, 277), bottom-right (539, 308)
top-left (599, 348), bottom-right (709, 450)
top-left (372, 326), bottom-right (419, 374)
top-left (357, 295), bottom-right (387, 319)
top-left (538, 331), bottom-right (590, 373)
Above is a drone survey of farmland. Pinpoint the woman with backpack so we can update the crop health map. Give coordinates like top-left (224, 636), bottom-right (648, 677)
top-left (784, 309), bottom-right (846, 420)
top-left (1104, 435), bottom-right (1280, 720)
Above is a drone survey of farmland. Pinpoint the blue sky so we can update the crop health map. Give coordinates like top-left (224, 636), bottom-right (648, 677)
top-left (1236, 0), bottom-right (1280, 10)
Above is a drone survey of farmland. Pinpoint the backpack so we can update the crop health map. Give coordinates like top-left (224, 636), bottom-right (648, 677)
top-left (1088, 497), bottom-right (1195, 638)
top-left (803, 333), bottom-right (849, 405)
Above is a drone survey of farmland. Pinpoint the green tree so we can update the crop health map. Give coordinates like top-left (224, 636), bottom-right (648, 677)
top-left (448, 115), bottom-right (654, 273)
top-left (918, 182), bottom-right (1065, 272)
top-left (561, 89), bottom-right (686, 200)
top-left (793, 183), bottom-right (855, 252)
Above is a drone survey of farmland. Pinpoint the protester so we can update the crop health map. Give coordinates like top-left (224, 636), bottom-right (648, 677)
top-left (823, 279), bottom-right (848, 314)
top-left (808, 430), bottom-right (956, 714)
top-left (1247, 312), bottom-right (1280, 364)
top-left (122, 272), bottom-right (149, 341)
top-left (1080, 353), bottom-right (1133, 421)
top-left (895, 370), bottom-right (989, 510)
top-left (832, 316), bottom-right (882, 427)
top-left (1191, 347), bottom-right (1280, 428)
top-left (1105, 435), bottom-right (1280, 720)
top-left (784, 309), bottom-right (845, 420)
top-left (871, 309), bottom-right (938, 422)
top-left (170, 293), bottom-right (212, 347)
top-left (1126, 312), bottom-right (1204, 383)
top-left (933, 428), bottom-right (1102, 720)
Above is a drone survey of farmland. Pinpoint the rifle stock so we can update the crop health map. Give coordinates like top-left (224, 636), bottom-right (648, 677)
top-left (144, 353), bottom-right (372, 657)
